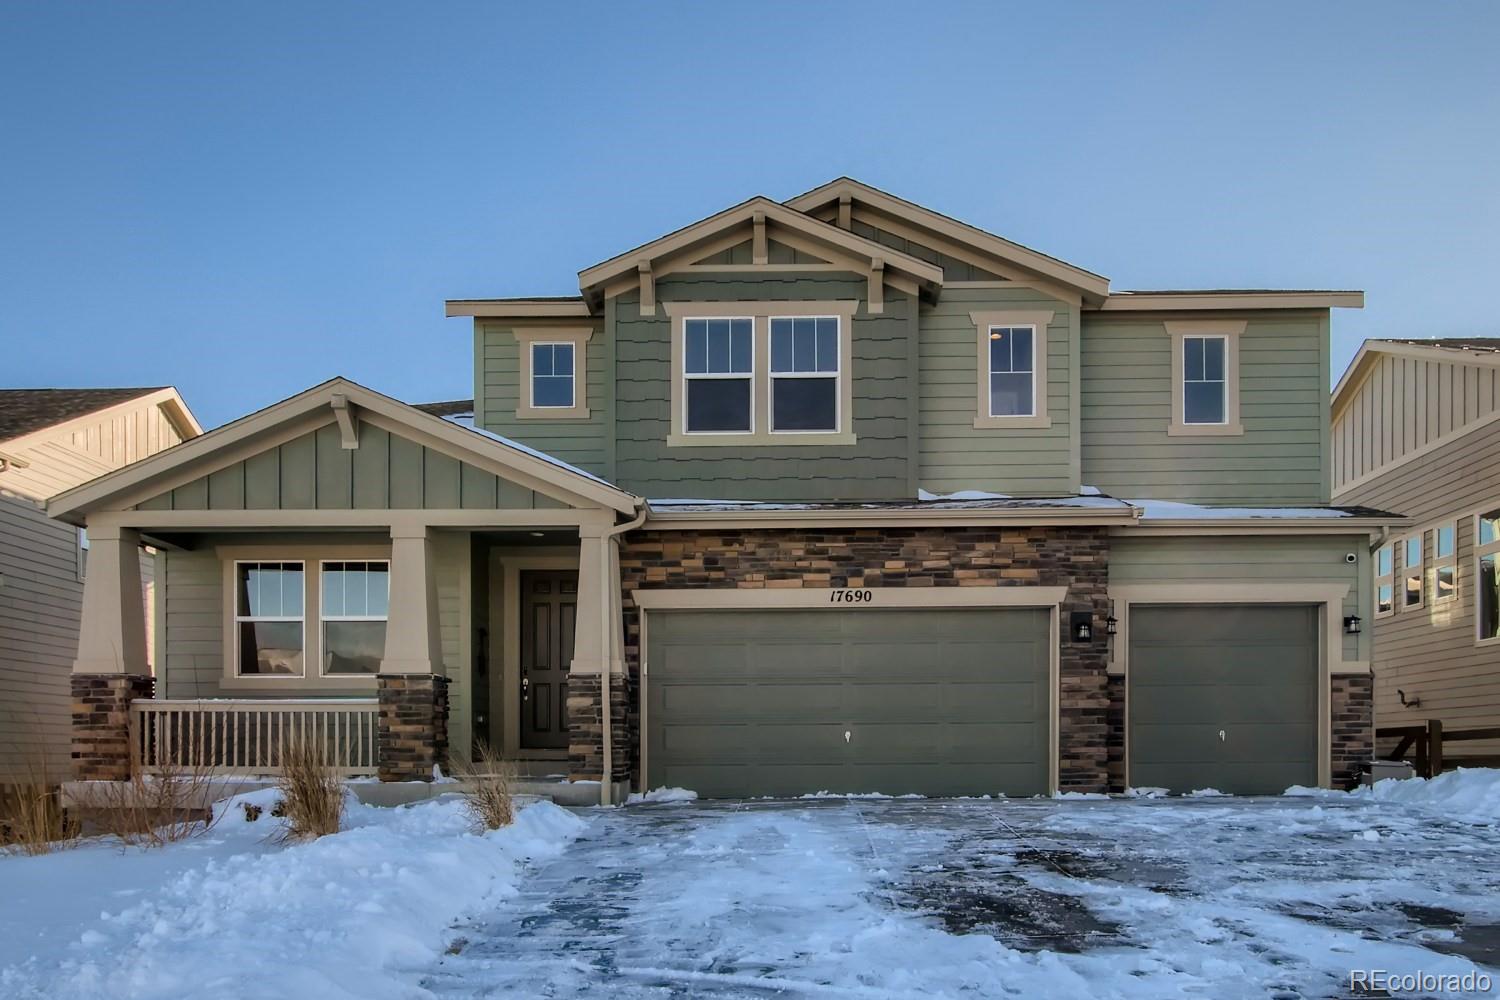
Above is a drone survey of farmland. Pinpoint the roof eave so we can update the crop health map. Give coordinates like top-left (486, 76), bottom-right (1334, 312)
top-left (444, 299), bottom-right (593, 319)
top-left (1100, 291), bottom-right (1365, 312)
top-left (642, 505), bottom-right (1140, 529)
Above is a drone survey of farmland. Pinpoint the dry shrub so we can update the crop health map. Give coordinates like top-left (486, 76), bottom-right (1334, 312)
top-left (273, 737), bottom-right (345, 840)
top-left (449, 741), bottom-right (516, 831)
top-left (93, 758), bottom-right (225, 848)
top-left (0, 754), bottom-right (78, 855)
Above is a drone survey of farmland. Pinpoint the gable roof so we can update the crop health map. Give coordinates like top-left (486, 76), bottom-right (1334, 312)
top-left (0, 388), bottom-right (166, 442)
top-left (47, 378), bottom-right (639, 522)
top-left (1333, 337), bottom-right (1500, 416)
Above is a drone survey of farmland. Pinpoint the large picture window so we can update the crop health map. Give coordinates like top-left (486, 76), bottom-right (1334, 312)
top-left (770, 317), bottom-right (839, 432)
top-left (320, 561), bottom-right (389, 675)
top-left (683, 317), bottom-right (753, 433)
top-left (987, 326), bottom-right (1036, 417)
top-left (1478, 508), bottom-right (1500, 643)
top-left (234, 562), bottom-right (305, 676)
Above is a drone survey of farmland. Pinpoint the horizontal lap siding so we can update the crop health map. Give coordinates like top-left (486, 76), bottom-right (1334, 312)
top-left (478, 320), bottom-right (608, 476)
top-left (613, 273), bottom-right (912, 501)
top-left (1081, 314), bottom-right (1330, 505)
top-left (1337, 426), bottom-right (1500, 750)
top-left (918, 287), bottom-right (1073, 495)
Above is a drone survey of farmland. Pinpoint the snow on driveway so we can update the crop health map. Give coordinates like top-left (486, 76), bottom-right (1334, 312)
top-left (426, 796), bottom-right (1500, 998)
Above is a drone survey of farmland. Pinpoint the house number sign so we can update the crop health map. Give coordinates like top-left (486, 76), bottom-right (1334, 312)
top-left (828, 588), bottom-right (874, 603)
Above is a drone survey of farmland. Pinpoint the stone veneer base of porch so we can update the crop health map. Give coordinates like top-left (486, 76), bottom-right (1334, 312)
top-left (72, 673), bottom-right (155, 781)
top-left (376, 674), bottom-right (450, 782)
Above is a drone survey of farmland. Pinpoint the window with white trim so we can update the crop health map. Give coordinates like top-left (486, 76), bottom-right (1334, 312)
top-left (234, 562), bottom-right (305, 676)
top-left (1433, 524), bottom-right (1457, 605)
top-left (683, 317), bottom-right (753, 433)
top-left (987, 326), bottom-right (1036, 417)
top-left (530, 343), bottom-right (575, 409)
top-left (1401, 534), bottom-right (1423, 610)
top-left (76, 527), bottom-right (89, 582)
top-left (770, 316), bottom-right (839, 432)
top-left (1182, 336), bottom-right (1228, 425)
top-left (1478, 507), bottom-right (1500, 643)
top-left (320, 561), bottom-right (389, 675)
top-left (1374, 543), bottom-right (1394, 617)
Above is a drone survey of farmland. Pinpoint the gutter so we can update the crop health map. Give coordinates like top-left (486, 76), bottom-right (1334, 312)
top-left (643, 505), bottom-right (1142, 530)
top-left (598, 501), bottom-right (647, 806)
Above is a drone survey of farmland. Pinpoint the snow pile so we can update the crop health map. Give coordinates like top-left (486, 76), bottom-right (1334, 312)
top-left (1187, 787), bottom-right (1228, 798)
top-left (918, 488), bottom-right (1012, 501)
top-left (627, 787), bottom-right (698, 805)
top-left (1287, 768), bottom-right (1500, 824)
top-left (0, 794), bottom-right (586, 1000)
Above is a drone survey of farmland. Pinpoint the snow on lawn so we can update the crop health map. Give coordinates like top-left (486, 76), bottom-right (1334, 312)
top-left (1289, 767), bottom-right (1500, 824)
top-left (0, 791), bottom-right (585, 1000)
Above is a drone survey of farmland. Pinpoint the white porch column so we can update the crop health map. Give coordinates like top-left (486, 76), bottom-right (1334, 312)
top-left (381, 522), bottom-right (442, 674)
top-left (570, 524), bottom-right (608, 676)
top-left (72, 523), bottom-right (148, 675)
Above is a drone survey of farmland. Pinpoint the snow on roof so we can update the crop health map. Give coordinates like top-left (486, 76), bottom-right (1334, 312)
top-left (1131, 499), bottom-right (1356, 520)
top-left (648, 495), bottom-right (1136, 513)
top-left (441, 414), bottom-right (622, 491)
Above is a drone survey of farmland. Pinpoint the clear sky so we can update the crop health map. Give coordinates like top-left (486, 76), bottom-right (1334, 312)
top-left (3, 2), bottom-right (1497, 429)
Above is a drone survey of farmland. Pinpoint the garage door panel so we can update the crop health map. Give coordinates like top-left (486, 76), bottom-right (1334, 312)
top-left (659, 682), bottom-right (847, 717)
top-left (659, 723), bottom-right (848, 759)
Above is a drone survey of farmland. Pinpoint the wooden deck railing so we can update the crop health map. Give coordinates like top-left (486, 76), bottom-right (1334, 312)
top-left (1377, 720), bottom-right (1500, 778)
top-left (130, 699), bottom-right (380, 777)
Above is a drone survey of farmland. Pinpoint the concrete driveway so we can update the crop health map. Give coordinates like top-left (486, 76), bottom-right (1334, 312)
top-left (423, 796), bottom-right (1500, 998)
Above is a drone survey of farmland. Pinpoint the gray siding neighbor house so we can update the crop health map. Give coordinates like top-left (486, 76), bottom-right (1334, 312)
top-left (48, 179), bottom-right (1399, 803)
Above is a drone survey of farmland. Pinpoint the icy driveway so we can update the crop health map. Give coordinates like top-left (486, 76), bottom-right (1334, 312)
top-left (424, 797), bottom-right (1500, 998)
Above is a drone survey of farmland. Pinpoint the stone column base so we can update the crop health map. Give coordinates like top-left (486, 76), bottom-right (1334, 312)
top-left (1331, 674), bottom-right (1374, 790)
top-left (568, 673), bottom-right (629, 785)
top-left (377, 674), bottom-right (449, 782)
top-left (72, 673), bottom-right (154, 781)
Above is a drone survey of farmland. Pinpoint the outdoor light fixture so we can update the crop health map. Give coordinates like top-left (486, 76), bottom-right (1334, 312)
top-left (1343, 615), bottom-right (1362, 635)
top-left (1070, 612), bottom-right (1093, 643)
top-left (1105, 615), bottom-right (1119, 636)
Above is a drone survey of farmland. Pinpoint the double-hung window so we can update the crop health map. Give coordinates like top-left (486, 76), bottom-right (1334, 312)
top-left (770, 317), bottom-right (839, 432)
top-left (530, 343), bottom-right (575, 409)
top-left (1477, 507), bottom-right (1500, 643)
top-left (683, 317), bottom-right (753, 433)
top-left (987, 326), bottom-right (1036, 417)
top-left (1167, 321), bottom-right (1243, 435)
top-left (234, 561), bottom-right (305, 676)
top-left (1433, 524), bottom-right (1457, 604)
top-left (1374, 543), bottom-right (1394, 617)
top-left (1182, 336), bottom-right (1227, 425)
top-left (1401, 534), bottom-right (1423, 610)
top-left (320, 561), bottom-right (389, 675)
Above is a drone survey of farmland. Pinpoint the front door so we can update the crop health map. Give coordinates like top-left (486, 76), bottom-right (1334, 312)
top-left (520, 570), bottom-right (576, 750)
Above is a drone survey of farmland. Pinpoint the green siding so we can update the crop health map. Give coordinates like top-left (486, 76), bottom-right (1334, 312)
top-left (696, 238), bottom-right (825, 266)
top-left (850, 220), bottom-right (1003, 281)
top-left (136, 424), bottom-right (551, 511)
top-left (613, 272), bottom-right (914, 501)
top-left (477, 321), bottom-right (609, 477)
top-left (1080, 314), bottom-right (1331, 505)
top-left (918, 286), bottom-right (1076, 496)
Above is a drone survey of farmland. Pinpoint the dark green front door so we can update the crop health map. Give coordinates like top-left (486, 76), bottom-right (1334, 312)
top-left (1129, 604), bottom-right (1319, 795)
top-left (645, 608), bottom-right (1050, 798)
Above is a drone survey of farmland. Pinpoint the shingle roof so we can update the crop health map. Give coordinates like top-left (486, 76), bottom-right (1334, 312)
top-left (1375, 337), bottom-right (1500, 353)
top-left (0, 388), bottom-right (163, 442)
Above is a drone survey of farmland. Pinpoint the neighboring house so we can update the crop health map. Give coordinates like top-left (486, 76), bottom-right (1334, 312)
top-left (48, 179), bottom-right (1399, 802)
top-left (0, 388), bottom-right (200, 787)
top-left (1332, 338), bottom-right (1500, 761)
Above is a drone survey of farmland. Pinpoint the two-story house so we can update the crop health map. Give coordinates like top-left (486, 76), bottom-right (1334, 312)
top-left (47, 179), bottom-right (1397, 803)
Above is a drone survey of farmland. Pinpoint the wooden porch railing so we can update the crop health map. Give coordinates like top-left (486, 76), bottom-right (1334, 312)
top-left (1378, 720), bottom-right (1500, 779)
top-left (130, 699), bottom-right (380, 777)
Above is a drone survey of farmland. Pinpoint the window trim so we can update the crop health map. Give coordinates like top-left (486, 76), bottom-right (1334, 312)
top-left (317, 558), bottom-right (391, 679)
top-left (527, 342), bottom-right (577, 412)
top-left (514, 327), bottom-right (593, 419)
top-left (1166, 321), bottom-right (1245, 436)
top-left (1398, 532), bottom-right (1424, 612)
top-left (231, 560), bottom-right (308, 681)
top-left (1374, 541), bottom-right (1395, 619)
top-left (664, 300), bottom-right (857, 447)
top-left (1432, 521), bottom-right (1458, 606)
top-left (970, 310), bottom-right (1053, 429)
top-left (1475, 505), bottom-right (1500, 647)
top-left (769, 315), bottom-right (842, 434)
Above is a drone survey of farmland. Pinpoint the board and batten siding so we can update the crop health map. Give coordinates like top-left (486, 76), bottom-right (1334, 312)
top-left (1109, 535), bottom-right (1368, 665)
top-left (918, 286), bottom-right (1074, 495)
top-left (133, 423), bottom-right (567, 511)
top-left (1336, 421), bottom-right (1500, 753)
top-left (1080, 313), bottom-right (1331, 506)
top-left (611, 272), bottom-right (915, 501)
top-left (476, 319), bottom-right (610, 478)
top-left (1332, 352), bottom-right (1500, 495)
top-left (0, 396), bottom-right (188, 503)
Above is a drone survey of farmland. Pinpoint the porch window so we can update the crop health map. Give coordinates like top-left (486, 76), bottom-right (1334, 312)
top-left (1478, 507), bottom-right (1500, 643)
top-left (320, 561), bottom-right (389, 675)
top-left (234, 561), bottom-right (305, 676)
top-left (1374, 543), bottom-right (1394, 618)
top-left (770, 317), bottom-right (839, 432)
top-left (1434, 523), bottom-right (1457, 604)
top-left (683, 317), bottom-right (753, 433)
top-left (1401, 534), bottom-right (1423, 610)
top-left (530, 343), bottom-right (575, 409)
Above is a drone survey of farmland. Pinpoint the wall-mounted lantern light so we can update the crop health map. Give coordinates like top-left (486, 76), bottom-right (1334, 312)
top-left (1343, 615), bottom-right (1362, 635)
top-left (1071, 612), bottom-right (1093, 643)
top-left (1105, 615), bottom-right (1119, 636)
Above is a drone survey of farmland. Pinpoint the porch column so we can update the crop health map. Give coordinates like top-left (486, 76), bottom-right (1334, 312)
top-left (71, 523), bottom-right (154, 781)
top-left (376, 523), bottom-right (449, 782)
top-left (567, 524), bottom-right (618, 792)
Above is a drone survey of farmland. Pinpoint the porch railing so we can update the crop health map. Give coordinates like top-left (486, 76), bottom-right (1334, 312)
top-left (130, 699), bottom-right (380, 777)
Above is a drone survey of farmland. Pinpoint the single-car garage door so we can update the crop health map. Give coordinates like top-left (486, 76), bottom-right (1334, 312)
top-left (1129, 604), bottom-right (1318, 795)
top-left (645, 608), bottom-right (1050, 798)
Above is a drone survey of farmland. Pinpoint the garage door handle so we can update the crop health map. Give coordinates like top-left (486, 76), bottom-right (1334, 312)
top-left (1219, 729), bottom-right (1226, 742)
top-left (845, 730), bottom-right (851, 743)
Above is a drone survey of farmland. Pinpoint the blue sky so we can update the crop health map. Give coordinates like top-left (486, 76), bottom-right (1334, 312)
top-left (3, 2), bottom-right (1497, 429)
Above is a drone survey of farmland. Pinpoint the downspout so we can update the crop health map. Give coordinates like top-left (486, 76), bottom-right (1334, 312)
top-left (599, 500), bottom-right (647, 806)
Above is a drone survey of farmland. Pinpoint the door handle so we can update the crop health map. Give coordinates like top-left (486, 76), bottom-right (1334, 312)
top-left (522, 675), bottom-right (531, 702)
top-left (845, 730), bottom-right (851, 743)
top-left (1218, 729), bottom-right (1226, 742)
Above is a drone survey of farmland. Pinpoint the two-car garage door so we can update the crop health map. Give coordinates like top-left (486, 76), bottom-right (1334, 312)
top-left (644, 608), bottom-right (1050, 798)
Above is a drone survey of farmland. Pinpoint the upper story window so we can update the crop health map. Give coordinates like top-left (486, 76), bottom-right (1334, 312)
top-left (684, 318), bottom-right (753, 433)
top-left (1374, 543), bottom-right (1394, 617)
top-left (1400, 534), bottom-right (1423, 609)
top-left (1434, 523), bottom-right (1457, 604)
top-left (665, 301), bottom-right (857, 447)
top-left (235, 561), bottom-right (305, 676)
top-left (1166, 321), bottom-right (1245, 437)
top-left (969, 310), bottom-right (1053, 429)
top-left (988, 327), bottom-right (1035, 417)
top-left (514, 327), bottom-right (593, 420)
top-left (770, 317), bottom-right (839, 432)
top-left (320, 560), bottom-right (389, 675)
top-left (1477, 507), bottom-right (1500, 644)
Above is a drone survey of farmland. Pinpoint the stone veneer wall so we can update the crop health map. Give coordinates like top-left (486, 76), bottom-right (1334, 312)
top-left (1330, 674), bottom-right (1374, 789)
top-left (376, 674), bottom-right (449, 782)
top-left (615, 526), bottom-right (1113, 793)
top-left (567, 673), bottom-right (630, 784)
top-left (72, 673), bottom-right (155, 781)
